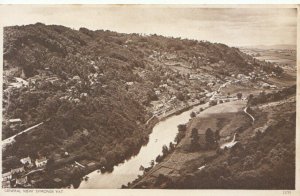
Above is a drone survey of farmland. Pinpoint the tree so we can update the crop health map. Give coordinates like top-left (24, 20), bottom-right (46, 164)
top-left (176, 92), bottom-right (185, 101)
top-left (162, 145), bottom-right (169, 157)
top-left (45, 157), bottom-right (55, 172)
top-left (209, 100), bottom-right (217, 106)
top-left (191, 128), bottom-right (199, 139)
top-left (169, 142), bottom-right (175, 151)
top-left (99, 157), bottom-right (107, 167)
top-left (248, 94), bottom-right (254, 101)
top-left (106, 151), bottom-right (116, 163)
top-left (150, 160), bottom-right (155, 167)
top-left (205, 128), bottom-right (215, 148)
top-left (190, 128), bottom-right (200, 151)
top-left (237, 92), bottom-right (243, 100)
top-left (190, 111), bottom-right (196, 118)
top-left (215, 129), bottom-right (221, 142)
top-left (178, 124), bottom-right (187, 132)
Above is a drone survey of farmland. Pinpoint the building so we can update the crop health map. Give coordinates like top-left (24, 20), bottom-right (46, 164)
top-left (35, 157), bottom-right (48, 168)
top-left (126, 81), bottom-right (134, 86)
top-left (2, 172), bottom-right (12, 181)
top-left (20, 157), bottom-right (33, 168)
top-left (72, 75), bottom-right (80, 80)
top-left (9, 118), bottom-right (22, 124)
top-left (20, 157), bottom-right (32, 165)
top-left (11, 166), bottom-right (25, 175)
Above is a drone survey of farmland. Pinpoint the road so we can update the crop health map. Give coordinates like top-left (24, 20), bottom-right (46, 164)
top-left (2, 122), bottom-right (44, 147)
top-left (210, 81), bottom-right (231, 100)
top-left (243, 107), bottom-right (255, 124)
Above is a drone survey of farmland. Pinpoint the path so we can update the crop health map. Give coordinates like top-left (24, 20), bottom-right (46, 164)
top-left (243, 107), bottom-right (255, 124)
top-left (2, 122), bottom-right (44, 147)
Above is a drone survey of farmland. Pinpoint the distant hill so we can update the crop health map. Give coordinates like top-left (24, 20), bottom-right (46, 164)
top-left (240, 44), bottom-right (296, 50)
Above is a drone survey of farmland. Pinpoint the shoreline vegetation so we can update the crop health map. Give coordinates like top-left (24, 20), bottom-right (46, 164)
top-left (69, 99), bottom-right (208, 188)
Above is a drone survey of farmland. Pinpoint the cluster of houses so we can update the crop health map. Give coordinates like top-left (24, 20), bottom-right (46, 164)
top-left (2, 156), bottom-right (48, 188)
top-left (227, 71), bottom-right (278, 90)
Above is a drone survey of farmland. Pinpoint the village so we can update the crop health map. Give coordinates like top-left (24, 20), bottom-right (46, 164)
top-left (2, 52), bottom-right (281, 189)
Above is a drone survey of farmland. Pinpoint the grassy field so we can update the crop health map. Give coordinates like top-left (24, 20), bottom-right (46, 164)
top-left (132, 100), bottom-right (250, 188)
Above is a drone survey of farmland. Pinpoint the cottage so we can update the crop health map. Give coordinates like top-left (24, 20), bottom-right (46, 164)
top-left (237, 74), bottom-right (246, 79)
top-left (80, 93), bottom-right (88, 99)
top-left (262, 83), bottom-right (271, 89)
top-left (2, 172), bottom-right (12, 181)
top-left (126, 82), bottom-right (134, 86)
top-left (72, 75), bottom-right (81, 80)
top-left (9, 119), bottom-right (22, 124)
top-left (73, 98), bottom-right (80, 103)
top-left (15, 77), bottom-right (29, 86)
top-left (11, 166), bottom-right (25, 175)
top-left (35, 157), bottom-right (48, 168)
top-left (82, 129), bottom-right (89, 136)
top-left (207, 82), bottom-right (214, 87)
top-left (20, 156), bottom-right (32, 165)
top-left (159, 84), bottom-right (168, 88)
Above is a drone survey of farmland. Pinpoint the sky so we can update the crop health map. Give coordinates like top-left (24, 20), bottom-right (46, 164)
top-left (0, 5), bottom-right (297, 47)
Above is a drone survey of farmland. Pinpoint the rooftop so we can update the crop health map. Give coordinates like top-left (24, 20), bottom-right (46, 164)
top-left (9, 119), bottom-right (22, 123)
top-left (35, 157), bottom-right (47, 163)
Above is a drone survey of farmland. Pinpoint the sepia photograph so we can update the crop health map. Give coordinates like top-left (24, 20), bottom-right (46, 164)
top-left (0, 3), bottom-right (298, 193)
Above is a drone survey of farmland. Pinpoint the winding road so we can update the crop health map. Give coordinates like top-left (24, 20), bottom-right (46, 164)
top-left (243, 107), bottom-right (255, 124)
top-left (210, 81), bottom-right (231, 101)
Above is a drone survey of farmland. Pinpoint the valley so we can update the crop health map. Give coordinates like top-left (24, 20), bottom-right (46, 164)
top-left (2, 23), bottom-right (296, 189)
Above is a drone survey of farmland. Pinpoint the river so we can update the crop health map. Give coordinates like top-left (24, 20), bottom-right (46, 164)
top-left (78, 102), bottom-right (209, 189)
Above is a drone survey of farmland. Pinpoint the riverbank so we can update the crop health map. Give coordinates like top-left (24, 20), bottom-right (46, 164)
top-left (129, 100), bottom-right (249, 188)
top-left (55, 100), bottom-right (208, 189)
top-left (143, 93), bottom-right (296, 189)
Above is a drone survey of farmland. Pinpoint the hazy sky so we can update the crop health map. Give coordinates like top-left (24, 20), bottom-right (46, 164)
top-left (0, 5), bottom-right (297, 47)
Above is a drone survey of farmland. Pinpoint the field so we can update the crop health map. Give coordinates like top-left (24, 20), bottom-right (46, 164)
top-left (131, 100), bottom-right (251, 188)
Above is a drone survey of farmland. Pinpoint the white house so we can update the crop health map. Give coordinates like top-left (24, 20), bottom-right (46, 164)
top-left (9, 119), bottom-right (22, 124)
top-left (20, 157), bottom-right (33, 168)
top-left (35, 157), bottom-right (48, 168)
top-left (20, 157), bottom-right (32, 165)
top-left (11, 166), bottom-right (25, 175)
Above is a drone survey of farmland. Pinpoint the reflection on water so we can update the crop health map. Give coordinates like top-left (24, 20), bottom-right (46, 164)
top-left (78, 103), bottom-right (208, 189)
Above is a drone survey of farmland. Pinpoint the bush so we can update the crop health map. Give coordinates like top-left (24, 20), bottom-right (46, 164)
top-left (209, 100), bottom-right (217, 106)
top-left (190, 111), bottom-right (196, 118)
top-left (237, 92), bottom-right (243, 99)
